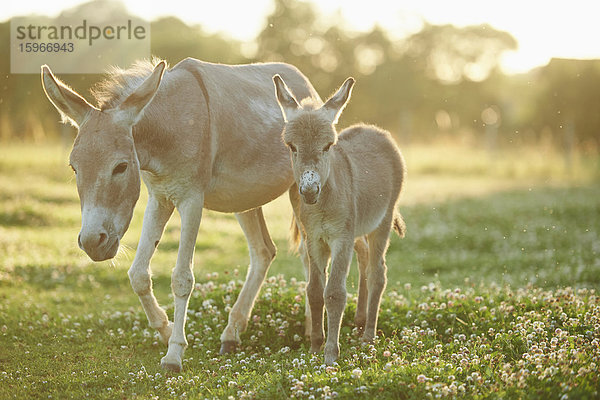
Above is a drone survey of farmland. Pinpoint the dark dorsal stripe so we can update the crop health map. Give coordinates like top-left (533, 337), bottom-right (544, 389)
top-left (184, 66), bottom-right (211, 137)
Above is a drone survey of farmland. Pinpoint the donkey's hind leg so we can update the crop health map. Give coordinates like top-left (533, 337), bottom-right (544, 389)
top-left (298, 234), bottom-right (312, 337)
top-left (363, 219), bottom-right (393, 343)
top-left (353, 236), bottom-right (369, 332)
top-left (220, 207), bottom-right (276, 353)
top-left (289, 185), bottom-right (312, 337)
top-left (128, 194), bottom-right (174, 345)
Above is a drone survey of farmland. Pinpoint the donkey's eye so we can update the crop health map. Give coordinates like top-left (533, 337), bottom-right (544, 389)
top-left (287, 143), bottom-right (297, 153)
top-left (323, 142), bottom-right (333, 152)
top-left (112, 162), bottom-right (128, 175)
top-left (69, 164), bottom-right (77, 174)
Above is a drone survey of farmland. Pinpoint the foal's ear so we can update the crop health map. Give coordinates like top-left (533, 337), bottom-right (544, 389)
top-left (117, 61), bottom-right (166, 125)
top-left (41, 65), bottom-right (97, 127)
top-left (273, 74), bottom-right (300, 122)
top-left (322, 77), bottom-right (355, 124)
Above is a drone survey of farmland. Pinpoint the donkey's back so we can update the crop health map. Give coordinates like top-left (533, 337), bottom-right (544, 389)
top-left (166, 58), bottom-right (322, 212)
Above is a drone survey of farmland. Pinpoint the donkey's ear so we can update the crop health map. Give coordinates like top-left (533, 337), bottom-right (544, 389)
top-left (117, 60), bottom-right (166, 125)
top-left (322, 77), bottom-right (355, 124)
top-left (41, 65), bottom-right (97, 127)
top-left (273, 74), bottom-right (300, 122)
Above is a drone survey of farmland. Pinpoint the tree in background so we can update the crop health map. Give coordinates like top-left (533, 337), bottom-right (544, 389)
top-left (0, 0), bottom-right (598, 153)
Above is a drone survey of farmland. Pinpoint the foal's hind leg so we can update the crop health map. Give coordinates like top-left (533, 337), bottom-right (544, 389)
top-left (220, 207), bottom-right (276, 353)
top-left (353, 236), bottom-right (369, 332)
top-left (363, 221), bottom-right (393, 343)
top-left (128, 194), bottom-right (174, 345)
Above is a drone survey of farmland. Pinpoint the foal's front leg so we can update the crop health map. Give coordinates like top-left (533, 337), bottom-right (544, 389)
top-left (324, 238), bottom-right (353, 365)
top-left (306, 239), bottom-right (330, 353)
top-left (128, 194), bottom-right (174, 344)
top-left (161, 194), bottom-right (204, 372)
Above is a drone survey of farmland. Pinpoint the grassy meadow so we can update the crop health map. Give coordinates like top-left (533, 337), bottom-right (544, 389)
top-left (0, 142), bottom-right (599, 399)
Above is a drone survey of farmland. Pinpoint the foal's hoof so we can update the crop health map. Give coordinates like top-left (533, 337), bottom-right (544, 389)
top-left (360, 334), bottom-right (375, 345)
top-left (220, 340), bottom-right (238, 354)
top-left (324, 353), bottom-right (338, 366)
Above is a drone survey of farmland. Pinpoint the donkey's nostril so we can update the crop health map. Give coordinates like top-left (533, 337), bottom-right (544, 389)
top-left (98, 232), bottom-right (108, 246)
top-left (78, 234), bottom-right (83, 249)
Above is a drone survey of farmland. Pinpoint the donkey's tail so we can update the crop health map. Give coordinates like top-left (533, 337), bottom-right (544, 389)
top-left (289, 213), bottom-right (302, 253)
top-left (392, 212), bottom-right (406, 238)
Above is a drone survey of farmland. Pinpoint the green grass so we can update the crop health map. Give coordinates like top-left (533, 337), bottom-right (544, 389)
top-left (1, 143), bottom-right (599, 399)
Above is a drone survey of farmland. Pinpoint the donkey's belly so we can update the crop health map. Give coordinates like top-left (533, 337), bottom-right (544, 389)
top-left (203, 169), bottom-right (294, 213)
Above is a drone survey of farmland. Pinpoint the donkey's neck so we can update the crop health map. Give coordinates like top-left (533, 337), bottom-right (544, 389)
top-left (131, 112), bottom-right (168, 174)
top-left (129, 66), bottom-right (211, 176)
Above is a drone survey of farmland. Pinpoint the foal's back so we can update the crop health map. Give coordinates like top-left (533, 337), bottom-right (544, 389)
top-left (335, 124), bottom-right (405, 231)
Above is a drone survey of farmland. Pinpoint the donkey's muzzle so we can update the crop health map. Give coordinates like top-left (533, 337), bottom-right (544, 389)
top-left (78, 229), bottom-right (119, 261)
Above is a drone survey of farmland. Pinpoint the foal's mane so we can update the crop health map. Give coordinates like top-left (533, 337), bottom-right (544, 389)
top-left (91, 58), bottom-right (168, 110)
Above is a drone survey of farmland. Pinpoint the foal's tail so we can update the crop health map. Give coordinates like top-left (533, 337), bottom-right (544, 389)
top-left (290, 214), bottom-right (302, 253)
top-left (392, 212), bottom-right (406, 238)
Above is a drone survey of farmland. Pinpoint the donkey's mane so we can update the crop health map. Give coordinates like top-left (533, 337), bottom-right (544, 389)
top-left (91, 58), bottom-right (168, 110)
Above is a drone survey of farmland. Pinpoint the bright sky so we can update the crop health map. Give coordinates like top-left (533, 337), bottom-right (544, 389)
top-left (4, 0), bottom-right (600, 74)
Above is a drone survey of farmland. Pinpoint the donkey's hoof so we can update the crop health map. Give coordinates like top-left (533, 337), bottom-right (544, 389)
top-left (220, 340), bottom-right (238, 354)
top-left (161, 356), bottom-right (182, 373)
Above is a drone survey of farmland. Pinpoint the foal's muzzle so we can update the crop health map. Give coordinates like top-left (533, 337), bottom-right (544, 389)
top-left (299, 170), bottom-right (321, 205)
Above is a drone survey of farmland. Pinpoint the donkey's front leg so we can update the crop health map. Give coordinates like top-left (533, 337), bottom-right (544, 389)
top-left (324, 238), bottom-right (353, 365)
top-left (128, 194), bottom-right (174, 345)
top-left (288, 186), bottom-right (312, 337)
top-left (161, 194), bottom-right (203, 373)
top-left (220, 208), bottom-right (276, 353)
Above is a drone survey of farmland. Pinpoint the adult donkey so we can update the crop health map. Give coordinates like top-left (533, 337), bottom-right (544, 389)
top-left (41, 58), bottom-right (320, 372)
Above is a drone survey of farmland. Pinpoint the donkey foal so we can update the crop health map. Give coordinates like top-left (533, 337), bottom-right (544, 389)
top-left (273, 75), bottom-right (406, 365)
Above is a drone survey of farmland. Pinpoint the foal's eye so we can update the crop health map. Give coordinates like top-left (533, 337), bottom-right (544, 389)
top-left (112, 162), bottom-right (128, 175)
top-left (323, 142), bottom-right (333, 152)
top-left (287, 143), bottom-right (297, 153)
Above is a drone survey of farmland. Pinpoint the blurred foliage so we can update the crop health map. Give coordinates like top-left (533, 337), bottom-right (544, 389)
top-left (1, 0), bottom-right (599, 153)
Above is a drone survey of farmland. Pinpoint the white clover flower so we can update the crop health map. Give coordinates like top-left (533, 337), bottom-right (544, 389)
top-left (351, 368), bottom-right (362, 379)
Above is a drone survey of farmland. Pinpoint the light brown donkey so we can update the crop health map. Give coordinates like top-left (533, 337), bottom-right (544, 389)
top-left (41, 58), bottom-right (321, 372)
top-left (273, 75), bottom-right (406, 365)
